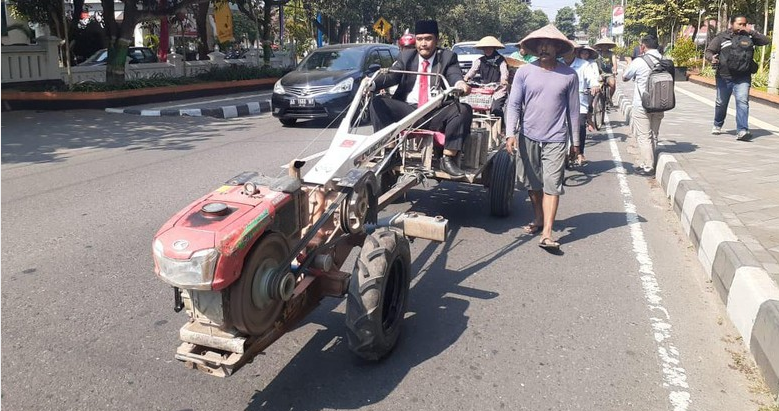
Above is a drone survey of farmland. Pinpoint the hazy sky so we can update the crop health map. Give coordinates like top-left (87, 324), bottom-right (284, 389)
top-left (534, 0), bottom-right (579, 21)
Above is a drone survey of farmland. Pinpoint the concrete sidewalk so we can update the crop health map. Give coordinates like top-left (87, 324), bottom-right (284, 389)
top-left (613, 75), bottom-right (779, 396)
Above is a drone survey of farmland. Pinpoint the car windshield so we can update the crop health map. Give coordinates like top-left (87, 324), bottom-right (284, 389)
top-left (498, 44), bottom-right (519, 56)
top-left (452, 45), bottom-right (480, 55)
top-left (298, 48), bottom-right (362, 72)
top-left (84, 49), bottom-right (108, 64)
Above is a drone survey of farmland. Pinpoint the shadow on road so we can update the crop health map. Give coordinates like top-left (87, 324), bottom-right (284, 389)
top-left (244, 199), bottom-right (532, 410)
top-left (556, 211), bottom-right (647, 245)
top-left (0, 111), bottom-right (254, 165)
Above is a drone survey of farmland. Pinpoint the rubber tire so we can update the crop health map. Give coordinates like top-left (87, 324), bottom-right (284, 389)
top-left (228, 233), bottom-right (289, 335)
top-left (593, 93), bottom-right (604, 131)
top-left (279, 118), bottom-right (297, 127)
top-left (346, 228), bottom-right (411, 361)
top-left (488, 150), bottom-right (516, 217)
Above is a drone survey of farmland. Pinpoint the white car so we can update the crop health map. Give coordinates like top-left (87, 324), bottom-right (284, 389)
top-left (451, 41), bottom-right (481, 75)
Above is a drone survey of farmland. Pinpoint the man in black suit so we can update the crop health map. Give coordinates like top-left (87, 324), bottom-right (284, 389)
top-left (368, 20), bottom-right (472, 177)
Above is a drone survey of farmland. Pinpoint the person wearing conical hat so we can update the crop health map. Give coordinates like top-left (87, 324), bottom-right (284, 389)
top-left (504, 24), bottom-right (581, 251)
top-left (368, 19), bottom-right (473, 178)
top-left (593, 38), bottom-right (619, 107)
top-left (564, 43), bottom-right (601, 167)
top-left (464, 36), bottom-right (510, 126)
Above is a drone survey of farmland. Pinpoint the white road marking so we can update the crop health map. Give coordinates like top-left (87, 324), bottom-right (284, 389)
top-left (146, 92), bottom-right (274, 110)
top-left (674, 86), bottom-right (779, 136)
top-left (605, 113), bottom-right (692, 411)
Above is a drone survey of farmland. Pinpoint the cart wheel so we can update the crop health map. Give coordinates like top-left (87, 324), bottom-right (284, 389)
top-left (346, 228), bottom-right (411, 361)
top-left (280, 118), bottom-right (297, 127)
top-left (487, 150), bottom-right (516, 217)
top-left (228, 233), bottom-right (290, 335)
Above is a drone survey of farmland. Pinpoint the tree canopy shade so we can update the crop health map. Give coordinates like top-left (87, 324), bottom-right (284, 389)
top-left (575, 0), bottom-right (611, 40)
top-left (555, 6), bottom-right (576, 38)
top-left (438, 0), bottom-right (548, 43)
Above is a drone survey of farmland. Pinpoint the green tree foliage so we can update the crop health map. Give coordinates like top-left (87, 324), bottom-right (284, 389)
top-left (555, 6), bottom-right (576, 38)
top-left (624, 0), bottom-right (699, 45)
top-left (233, 0), bottom-right (286, 64)
top-left (284, 0), bottom-right (315, 57)
top-left (439, 0), bottom-right (548, 43)
top-left (232, 11), bottom-right (259, 44)
top-left (575, 0), bottom-right (611, 40)
top-left (618, 0), bottom-right (774, 48)
top-left (95, 0), bottom-right (211, 85)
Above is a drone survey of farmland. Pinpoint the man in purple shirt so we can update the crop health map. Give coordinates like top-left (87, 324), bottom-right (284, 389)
top-left (505, 24), bottom-right (580, 250)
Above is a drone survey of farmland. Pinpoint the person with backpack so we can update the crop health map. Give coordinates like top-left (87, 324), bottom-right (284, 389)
top-left (623, 34), bottom-right (673, 176)
top-left (705, 15), bottom-right (770, 141)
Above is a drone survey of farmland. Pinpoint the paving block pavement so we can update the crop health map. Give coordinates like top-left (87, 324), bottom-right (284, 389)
top-left (613, 75), bottom-right (779, 395)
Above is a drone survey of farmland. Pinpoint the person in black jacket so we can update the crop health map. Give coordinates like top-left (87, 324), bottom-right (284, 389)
top-left (705, 15), bottom-right (770, 140)
top-left (368, 19), bottom-right (472, 177)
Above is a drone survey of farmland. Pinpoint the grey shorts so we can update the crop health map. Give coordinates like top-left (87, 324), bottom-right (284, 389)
top-left (518, 136), bottom-right (566, 195)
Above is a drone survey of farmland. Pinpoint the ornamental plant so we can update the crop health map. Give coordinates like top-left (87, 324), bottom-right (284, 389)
top-left (669, 37), bottom-right (697, 67)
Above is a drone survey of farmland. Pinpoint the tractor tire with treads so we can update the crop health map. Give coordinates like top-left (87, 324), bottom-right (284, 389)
top-left (487, 150), bottom-right (516, 217)
top-left (345, 228), bottom-right (411, 361)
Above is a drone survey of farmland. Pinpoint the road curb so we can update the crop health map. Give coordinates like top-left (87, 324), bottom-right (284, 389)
top-left (615, 90), bottom-right (779, 396)
top-left (105, 100), bottom-right (271, 119)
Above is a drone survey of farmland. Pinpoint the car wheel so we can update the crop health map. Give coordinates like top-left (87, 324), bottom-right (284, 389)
top-left (279, 118), bottom-right (297, 127)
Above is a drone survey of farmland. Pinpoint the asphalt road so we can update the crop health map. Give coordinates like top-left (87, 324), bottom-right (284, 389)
top-left (1, 103), bottom-right (775, 410)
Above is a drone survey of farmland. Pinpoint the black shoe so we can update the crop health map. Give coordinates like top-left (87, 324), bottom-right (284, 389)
top-left (440, 155), bottom-right (465, 177)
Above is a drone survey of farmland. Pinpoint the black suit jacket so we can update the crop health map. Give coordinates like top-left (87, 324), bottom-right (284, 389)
top-left (374, 48), bottom-right (465, 102)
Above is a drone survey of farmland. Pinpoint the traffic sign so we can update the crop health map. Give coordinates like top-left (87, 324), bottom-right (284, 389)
top-left (373, 17), bottom-right (391, 37)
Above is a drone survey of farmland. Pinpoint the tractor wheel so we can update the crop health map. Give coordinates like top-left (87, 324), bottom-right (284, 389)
top-left (228, 233), bottom-right (290, 335)
top-left (345, 228), bottom-right (411, 361)
top-left (487, 150), bottom-right (516, 217)
top-left (280, 118), bottom-right (297, 127)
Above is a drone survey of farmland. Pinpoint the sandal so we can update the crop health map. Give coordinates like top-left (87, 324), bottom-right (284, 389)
top-left (522, 222), bottom-right (542, 235)
top-left (538, 237), bottom-right (561, 250)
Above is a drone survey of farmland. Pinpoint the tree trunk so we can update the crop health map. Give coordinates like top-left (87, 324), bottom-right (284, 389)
top-left (263, 1), bottom-right (273, 66)
top-left (196, 2), bottom-right (210, 60)
top-left (349, 24), bottom-right (358, 43)
top-left (105, 3), bottom-right (138, 85)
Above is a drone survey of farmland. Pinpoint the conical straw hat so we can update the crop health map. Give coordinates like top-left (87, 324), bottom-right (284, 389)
top-left (576, 44), bottom-right (600, 58)
top-left (474, 36), bottom-right (505, 49)
top-left (519, 24), bottom-right (574, 56)
top-left (593, 38), bottom-right (617, 50)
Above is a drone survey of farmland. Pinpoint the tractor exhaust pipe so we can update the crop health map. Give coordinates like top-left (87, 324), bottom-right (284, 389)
top-left (368, 212), bottom-right (448, 242)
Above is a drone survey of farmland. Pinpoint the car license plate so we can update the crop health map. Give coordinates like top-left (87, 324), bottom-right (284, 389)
top-left (290, 98), bottom-right (314, 107)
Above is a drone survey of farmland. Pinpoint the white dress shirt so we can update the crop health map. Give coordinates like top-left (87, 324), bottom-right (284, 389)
top-left (407, 54), bottom-right (436, 105)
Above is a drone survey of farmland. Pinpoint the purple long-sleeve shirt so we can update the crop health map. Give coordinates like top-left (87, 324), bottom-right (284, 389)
top-left (505, 61), bottom-right (581, 147)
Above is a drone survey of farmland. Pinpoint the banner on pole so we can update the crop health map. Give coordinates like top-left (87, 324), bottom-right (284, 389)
top-left (215, 2), bottom-right (234, 43)
top-left (612, 6), bottom-right (624, 36)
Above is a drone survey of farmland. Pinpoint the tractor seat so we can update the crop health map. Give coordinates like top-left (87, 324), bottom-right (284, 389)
top-left (403, 130), bottom-right (446, 147)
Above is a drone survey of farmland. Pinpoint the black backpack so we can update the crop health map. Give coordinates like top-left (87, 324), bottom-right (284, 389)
top-left (723, 34), bottom-right (757, 74)
top-left (640, 54), bottom-right (676, 112)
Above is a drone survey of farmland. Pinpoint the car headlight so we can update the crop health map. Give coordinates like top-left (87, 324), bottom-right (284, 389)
top-left (153, 240), bottom-right (219, 290)
top-left (329, 77), bottom-right (353, 93)
top-left (273, 80), bottom-right (285, 94)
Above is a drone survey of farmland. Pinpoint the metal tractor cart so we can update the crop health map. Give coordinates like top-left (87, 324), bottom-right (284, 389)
top-left (152, 68), bottom-right (518, 377)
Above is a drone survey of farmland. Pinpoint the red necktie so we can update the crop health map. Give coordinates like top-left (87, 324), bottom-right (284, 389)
top-left (419, 60), bottom-right (429, 105)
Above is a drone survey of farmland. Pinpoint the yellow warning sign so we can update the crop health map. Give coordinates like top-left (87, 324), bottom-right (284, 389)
top-left (373, 17), bottom-right (391, 38)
